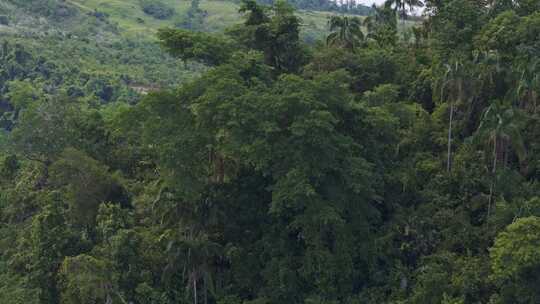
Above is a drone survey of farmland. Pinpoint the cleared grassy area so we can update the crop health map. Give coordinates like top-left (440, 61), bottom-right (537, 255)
top-left (68, 0), bottom-right (420, 44)
top-left (69, 0), bottom-right (190, 36)
top-left (68, 0), bottom-right (342, 40)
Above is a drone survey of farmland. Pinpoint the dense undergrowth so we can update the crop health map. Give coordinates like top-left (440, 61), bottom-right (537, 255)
top-left (4, 0), bottom-right (540, 304)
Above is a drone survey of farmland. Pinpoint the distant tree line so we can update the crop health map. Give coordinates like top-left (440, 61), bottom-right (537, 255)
top-left (244, 0), bottom-right (374, 15)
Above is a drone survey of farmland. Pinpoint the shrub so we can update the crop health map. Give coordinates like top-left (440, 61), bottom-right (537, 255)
top-left (140, 0), bottom-right (174, 20)
top-left (89, 9), bottom-right (109, 21)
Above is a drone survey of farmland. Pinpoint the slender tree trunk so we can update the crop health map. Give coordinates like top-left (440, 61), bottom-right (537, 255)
top-left (36, 158), bottom-right (51, 190)
top-left (492, 136), bottom-right (498, 173)
top-left (194, 274), bottom-right (198, 304)
top-left (115, 289), bottom-right (129, 304)
top-left (217, 155), bottom-right (225, 184)
top-left (528, 90), bottom-right (533, 113)
top-left (504, 140), bottom-right (508, 168)
top-left (519, 157), bottom-right (529, 176)
top-left (495, 137), bottom-right (505, 165)
top-left (533, 91), bottom-right (537, 114)
top-left (447, 100), bottom-right (454, 172)
top-left (447, 78), bottom-right (463, 172)
top-left (204, 273), bottom-right (208, 304)
top-left (487, 181), bottom-right (493, 227)
top-left (208, 146), bottom-right (214, 183)
top-left (487, 137), bottom-right (497, 225)
top-left (401, 7), bottom-right (405, 33)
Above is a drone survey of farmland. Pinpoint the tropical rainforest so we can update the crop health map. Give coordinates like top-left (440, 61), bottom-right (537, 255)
top-left (1, 0), bottom-right (540, 303)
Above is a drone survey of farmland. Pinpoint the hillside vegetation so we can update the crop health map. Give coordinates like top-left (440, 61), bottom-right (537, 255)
top-left (0, 0), bottom-right (370, 98)
top-left (12, 0), bottom-right (540, 304)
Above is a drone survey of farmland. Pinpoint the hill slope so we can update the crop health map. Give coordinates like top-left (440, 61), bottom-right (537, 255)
top-left (62, 0), bottom-right (357, 40)
top-left (0, 0), bottom-right (368, 94)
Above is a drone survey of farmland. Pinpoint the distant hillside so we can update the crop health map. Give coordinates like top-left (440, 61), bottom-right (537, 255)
top-left (1, 0), bottom-right (371, 37)
top-left (0, 0), bottom-right (368, 89)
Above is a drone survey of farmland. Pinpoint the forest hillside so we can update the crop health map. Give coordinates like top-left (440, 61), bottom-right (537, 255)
top-left (0, 0), bottom-right (372, 101)
top-left (3, 0), bottom-right (540, 304)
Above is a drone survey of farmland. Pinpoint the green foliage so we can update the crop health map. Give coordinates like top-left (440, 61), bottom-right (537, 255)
top-left (8, 0), bottom-right (76, 20)
top-left (158, 28), bottom-right (234, 65)
top-left (140, 0), bottom-right (175, 20)
top-left (363, 3), bottom-right (397, 47)
top-left (326, 16), bottom-right (364, 51)
top-left (10, 96), bottom-right (77, 163)
top-left (230, 0), bottom-right (309, 73)
top-left (0, 273), bottom-right (39, 304)
top-left (177, 0), bottom-right (207, 30)
top-left (430, 0), bottom-right (486, 57)
top-left (49, 148), bottom-right (119, 228)
top-left (27, 193), bottom-right (83, 303)
top-left (5, 80), bottom-right (40, 110)
top-left (490, 217), bottom-right (540, 303)
top-left (5, 1), bottom-right (540, 304)
top-left (59, 254), bottom-right (114, 304)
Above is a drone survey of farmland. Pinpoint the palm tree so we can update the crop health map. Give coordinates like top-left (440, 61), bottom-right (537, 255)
top-left (385, 0), bottom-right (405, 19)
top-left (476, 100), bottom-right (526, 222)
top-left (162, 226), bottom-right (221, 304)
top-left (363, 4), bottom-right (398, 46)
top-left (239, 0), bottom-right (268, 26)
top-left (440, 59), bottom-right (465, 172)
top-left (364, 4), bottom-right (396, 34)
top-left (384, 0), bottom-right (423, 31)
top-left (363, 6), bottom-right (378, 35)
top-left (385, 0), bottom-right (423, 20)
top-left (326, 15), bottom-right (364, 51)
top-left (515, 59), bottom-right (540, 114)
top-left (156, 186), bottom-right (223, 304)
top-left (473, 50), bottom-right (502, 89)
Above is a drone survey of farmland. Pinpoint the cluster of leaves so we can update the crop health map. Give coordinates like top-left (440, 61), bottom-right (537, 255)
top-left (4, 0), bottom-right (540, 304)
top-left (140, 0), bottom-right (175, 20)
top-left (0, 40), bottom-right (141, 131)
top-left (176, 0), bottom-right (208, 31)
top-left (7, 0), bottom-right (77, 20)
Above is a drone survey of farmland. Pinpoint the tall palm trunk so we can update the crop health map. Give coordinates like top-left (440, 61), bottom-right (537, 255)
top-left (447, 100), bottom-right (454, 172)
top-left (204, 273), bottom-right (208, 304)
top-left (193, 274), bottom-right (198, 304)
top-left (533, 90), bottom-right (537, 114)
top-left (528, 90), bottom-right (538, 114)
top-left (447, 79), bottom-right (462, 172)
top-left (400, 4), bottom-right (405, 32)
top-left (504, 140), bottom-right (509, 168)
top-left (487, 136), bottom-right (497, 225)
